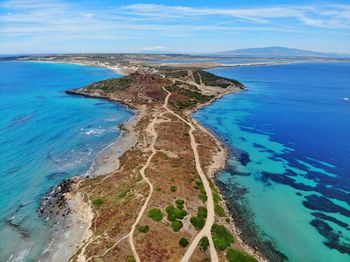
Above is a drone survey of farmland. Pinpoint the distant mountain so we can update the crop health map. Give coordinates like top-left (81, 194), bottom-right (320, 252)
top-left (211, 47), bottom-right (349, 57)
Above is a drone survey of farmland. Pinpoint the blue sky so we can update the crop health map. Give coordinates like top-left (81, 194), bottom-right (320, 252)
top-left (1, 0), bottom-right (350, 54)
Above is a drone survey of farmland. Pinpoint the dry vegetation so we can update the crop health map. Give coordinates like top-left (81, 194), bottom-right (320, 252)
top-left (66, 69), bottom-right (258, 262)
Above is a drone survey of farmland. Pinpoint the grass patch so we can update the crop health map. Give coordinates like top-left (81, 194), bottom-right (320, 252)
top-left (147, 208), bottom-right (163, 222)
top-left (226, 249), bottom-right (257, 262)
top-left (137, 225), bottom-right (150, 233)
top-left (166, 205), bottom-right (187, 221)
top-left (92, 198), bottom-right (104, 207)
top-left (117, 191), bottom-right (128, 199)
top-left (179, 237), bottom-right (189, 247)
top-left (170, 185), bottom-right (177, 192)
top-left (199, 236), bottom-right (209, 251)
top-left (211, 224), bottom-right (234, 251)
top-left (171, 220), bottom-right (183, 232)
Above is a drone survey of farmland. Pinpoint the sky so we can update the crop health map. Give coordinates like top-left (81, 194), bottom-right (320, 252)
top-left (0, 0), bottom-right (350, 54)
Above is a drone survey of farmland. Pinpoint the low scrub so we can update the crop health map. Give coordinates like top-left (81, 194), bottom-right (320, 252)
top-left (148, 208), bottom-right (163, 222)
top-left (211, 224), bottom-right (234, 251)
top-left (226, 249), bottom-right (257, 262)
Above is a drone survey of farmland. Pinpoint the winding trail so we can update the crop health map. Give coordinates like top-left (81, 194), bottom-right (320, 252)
top-left (128, 89), bottom-right (173, 261)
top-left (162, 87), bottom-right (218, 262)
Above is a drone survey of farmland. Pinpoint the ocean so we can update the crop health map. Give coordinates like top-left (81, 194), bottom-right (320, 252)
top-left (0, 62), bottom-right (133, 261)
top-left (194, 62), bottom-right (350, 261)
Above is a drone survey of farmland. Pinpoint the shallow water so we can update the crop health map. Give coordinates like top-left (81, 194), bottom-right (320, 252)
top-left (194, 63), bottom-right (350, 261)
top-left (0, 62), bottom-right (133, 261)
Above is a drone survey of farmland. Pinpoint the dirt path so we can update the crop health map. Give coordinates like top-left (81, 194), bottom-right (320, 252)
top-left (162, 87), bottom-right (218, 262)
top-left (128, 90), bottom-right (172, 261)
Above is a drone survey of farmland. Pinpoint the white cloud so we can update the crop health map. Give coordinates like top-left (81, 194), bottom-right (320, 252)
top-left (0, 1), bottom-right (349, 53)
top-left (143, 46), bottom-right (166, 51)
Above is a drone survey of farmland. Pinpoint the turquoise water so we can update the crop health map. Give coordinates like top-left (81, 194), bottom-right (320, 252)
top-left (0, 62), bottom-right (133, 261)
top-left (194, 63), bottom-right (350, 262)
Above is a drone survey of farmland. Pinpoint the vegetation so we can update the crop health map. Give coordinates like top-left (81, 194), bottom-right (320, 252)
top-left (179, 238), bottom-right (189, 247)
top-left (117, 191), bottom-right (128, 199)
top-left (175, 199), bottom-right (185, 209)
top-left (195, 181), bottom-right (207, 202)
top-left (170, 185), bottom-right (177, 192)
top-left (199, 236), bottom-right (209, 251)
top-left (127, 257), bottom-right (136, 262)
top-left (226, 249), bottom-right (257, 262)
top-left (164, 70), bottom-right (188, 78)
top-left (211, 224), bottom-right (234, 251)
top-left (167, 81), bottom-right (213, 109)
top-left (193, 70), bottom-right (243, 88)
top-left (215, 203), bottom-right (226, 217)
top-left (137, 225), bottom-right (150, 233)
top-left (166, 204), bottom-right (188, 221)
top-left (147, 208), bottom-right (163, 222)
top-left (171, 220), bottom-right (183, 232)
top-left (92, 198), bottom-right (104, 207)
top-left (86, 75), bottom-right (134, 92)
top-left (190, 206), bottom-right (207, 230)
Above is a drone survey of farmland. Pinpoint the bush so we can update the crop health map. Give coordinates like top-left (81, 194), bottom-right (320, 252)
top-left (199, 236), bottom-right (209, 251)
top-left (166, 205), bottom-right (187, 221)
top-left (127, 257), bottom-right (136, 262)
top-left (175, 199), bottom-right (185, 209)
top-left (147, 208), bottom-right (163, 222)
top-left (211, 224), bottom-right (234, 251)
top-left (170, 185), bottom-right (177, 192)
top-left (226, 249), bottom-right (257, 262)
top-left (190, 216), bottom-right (205, 230)
top-left (215, 203), bottom-right (226, 217)
top-left (198, 207), bottom-right (207, 218)
top-left (137, 225), bottom-right (150, 233)
top-left (179, 238), bottom-right (189, 247)
top-left (171, 220), bottom-right (183, 232)
top-left (92, 198), bottom-right (104, 207)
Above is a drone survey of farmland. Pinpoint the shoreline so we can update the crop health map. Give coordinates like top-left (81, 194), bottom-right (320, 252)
top-left (39, 100), bottom-right (145, 261)
top-left (38, 62), bottom-right (266, 261)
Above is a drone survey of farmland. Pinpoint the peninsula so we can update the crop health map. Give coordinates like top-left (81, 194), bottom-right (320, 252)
top-left (30, 54), bottom-right (265, 262)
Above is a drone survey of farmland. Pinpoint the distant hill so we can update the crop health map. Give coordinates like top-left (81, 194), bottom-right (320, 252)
top-left (211, 47), bottom-right (348, 57)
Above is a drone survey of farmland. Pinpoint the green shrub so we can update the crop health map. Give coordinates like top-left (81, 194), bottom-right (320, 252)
top-left (137, 225), bottom-right (150, 233)
top-left (175, 199), bottom-right (185, 209)
top-left (215, 203), bottom-right (226, 217)
top-left (171, 220), bottom-right (183, 232)
top-left (179, 238), bottom-right (189, 247)
top-left (226, 249), bottom-right (257, 262)
top-left (211, 224), bottom-right (234, 251)
top-left (147, 208), bottom-right (163, 222)
top-left (213, 192), bottom-right (221, 203)
top-left (198, 207), bottom-right (207, 218)
top-left (190, 216), bottom-right (205, 230)
top-left (92, 198), bottom-right (104, 207)
top-left (166, 205), bottom-right (187, 221)
top-left (170, 185), bottom-right (177, 192)
top-left (199, 236), bottom-right (209, 251)
top-left (127, 256), bottom-right (136, 262)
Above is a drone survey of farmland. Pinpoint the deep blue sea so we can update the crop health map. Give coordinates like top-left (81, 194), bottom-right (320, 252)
top-left (0, 62), bottom-right (133, 261)
top-left (194, 63), bottom-right (350, 262)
